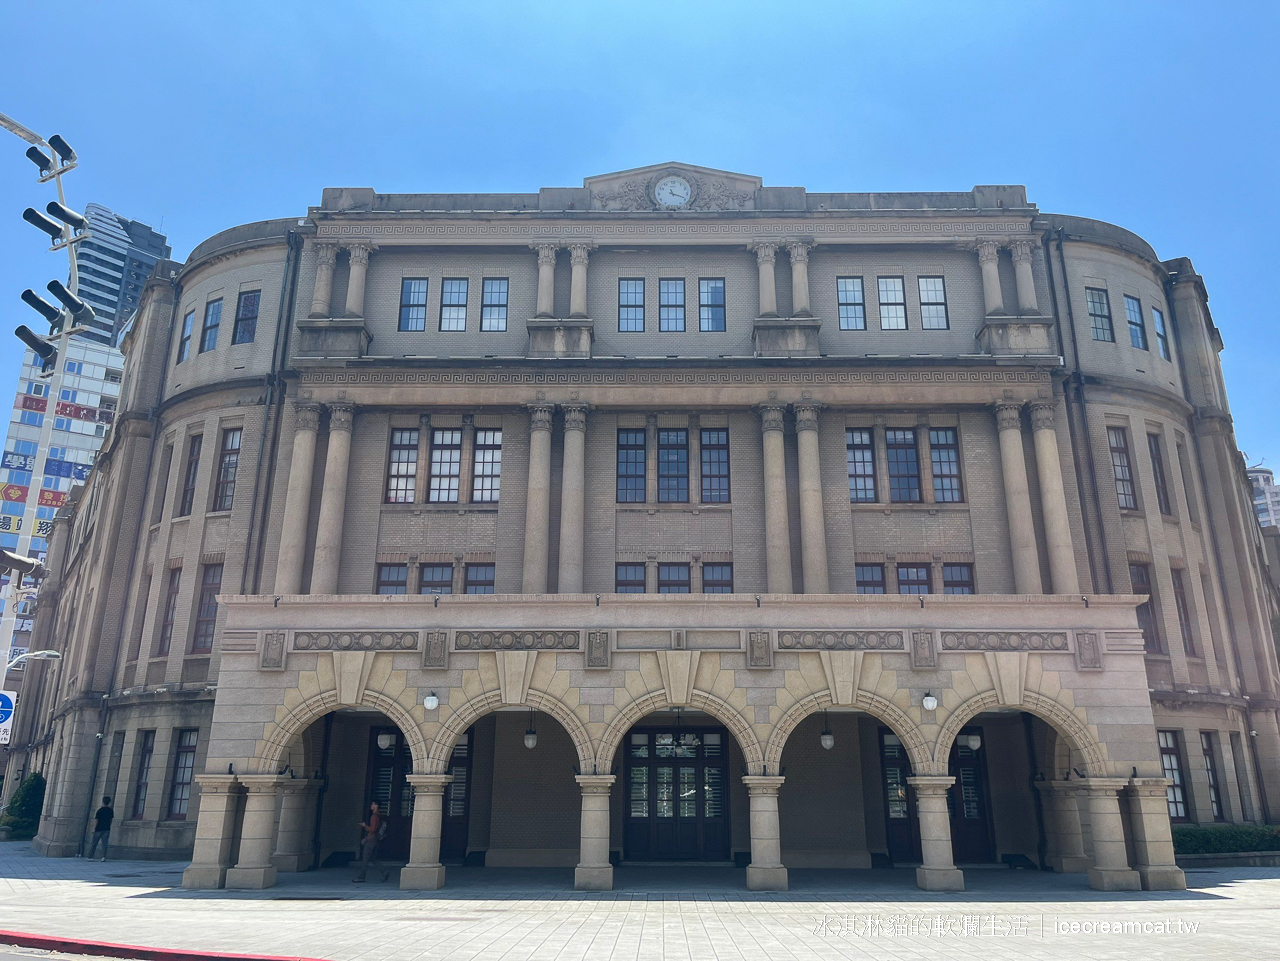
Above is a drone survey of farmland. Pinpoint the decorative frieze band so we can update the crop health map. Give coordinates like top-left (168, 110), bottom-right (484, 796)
top-left (454, 630), bottom-right (581, 651)
top-left (940, 631), bottom-right (1068, 652)
top-left (302, 369), bottom-right (1048, 389)
top-left (777, 630), bottom-right (904, 651)
top-left (293, 631), bottom-right (420, 652)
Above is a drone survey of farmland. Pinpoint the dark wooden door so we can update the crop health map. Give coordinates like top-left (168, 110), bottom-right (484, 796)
top-left (879, 728), bottom-right (921, 864)
top-left (365, 727), bottom-right (412, 861)
top-left (947, 727), bottom-right (995, 863)
top-left (440, 728), bottom-right (473, 862)
top-left (624, 727), bottom-right (729, 861)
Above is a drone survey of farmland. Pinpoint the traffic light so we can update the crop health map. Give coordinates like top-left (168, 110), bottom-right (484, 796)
top-left (0, 549), bottom-right (47, 580)
top-left (45, 201), bottom-right (86, 234)
top-left (15, 325), bottom-right (57, 373)
top-left (47, 134), bottom-right (75, 165)
top-left (25, 145), bottom-right (52, 176)
top-left (23, 206), bottom-right (64, 241)
top-left (20, 289), bottom-right (61, 326)
top-left (46, 280), bottom-right (93, 329)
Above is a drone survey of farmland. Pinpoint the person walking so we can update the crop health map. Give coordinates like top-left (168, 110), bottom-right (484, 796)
top-left (352, 801), bottom-right (389, 882)
top-left (86, 796), bottom-right (113, 861)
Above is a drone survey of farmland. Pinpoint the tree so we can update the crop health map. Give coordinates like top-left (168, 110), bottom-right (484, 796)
top-left (0, 772), bottom-right (46, 839)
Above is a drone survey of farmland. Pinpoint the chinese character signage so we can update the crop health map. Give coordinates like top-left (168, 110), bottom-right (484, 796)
top-left (0, 689), bottom-right (16, 745)
top-left (0, 515), bottom-right (21, 533)
top-left (34, 519), bottom-right (53, 537)
top-left (55, 401), bottom-right (99, 421)
top-left (2, 484), bottom-right (29, 503)
top-left (37, 490), bottom-right (67, 508)
top-left (19, 396), bottom-right (47, 413)
top-left (1, 452), bottom-right (35, 471)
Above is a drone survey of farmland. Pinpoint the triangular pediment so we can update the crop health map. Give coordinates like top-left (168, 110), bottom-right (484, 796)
top-left (585, 162), bottom-right (762, 212)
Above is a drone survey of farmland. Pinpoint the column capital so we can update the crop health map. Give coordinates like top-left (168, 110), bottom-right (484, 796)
top-left (327, 403), bottom-right (355, 432)
top-left (758, 404), bottom-right (786, 432)
top-left (1011, 239), bottom-right (1035, 264)
top-left (238, 774), bottom-right (287, 794)
top-left (345, 243), bottom-right (376, 267)
top-left (193, 774), bottom-right (242, 794)
top-left (993, 402), bottom-right (1023, 432)
top-left (528, 404), bottom-right (554, 432)
top-left (785, 240), bottom-right (812, 263)
top-left (575, 774), bottom-right (616, 794)
top-left (1076, 776), bottom-right (1129, 796)
top-left (1125, 776), bottom-right (1175, 798)
top-left (562, 404), bottom-right (588, 432)
top-left (906, 775), bottom-right (956, 795)
top-left (276, 778), bottom-right (322, 796)
top-left (531, 242), bottom-right (560, 265)
top-left (750, 240), bottom-right (778, 264)
top-left (976, 240), bottom-right (1001, 264)
top-left (293, 404), bottom-right (322, 433)
top-left (793, 403), bottom-right (822, 432)
top-left (314, 242), bottom-right (339, 266)
top-left (741, 775), bottom-right (785, 795)
top-left (567, 242), bottom-right (594, 266)
top-left (1029, 402), bottom-right (1056, 432)
top-left (406, 773), bottom-right (454, 794)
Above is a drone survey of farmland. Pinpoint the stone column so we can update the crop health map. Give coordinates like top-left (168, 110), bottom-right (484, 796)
top-left (908, 776), bottom-right (965, 891)
top-left (977, 242), bottom-right (1004, 316)
top-left (793, 404), bottom-right (829, 594)
top-left (343, 244), bottom-right (374, 318)
top-left (1011, 241), bottom-right (1039, 314)
top-left (224, 775), bottom-right (283, 890)
top-left (574, 774), bottom-right (615, 891)
top-left (275, 404), bottom-right (321, 595)
top-left (752, 242), bottom-right (779, 317)
top-left (308, 244), bottom-right (338, 318)
top-left (1037, 781), bottom-right (1091, 873)
top-left (400, 774), bottom-right (452, 890)
top-left (917, 415), bottom-right (936, 505)
top-left (760, 406), bottom-right (793, 593)
top-left (1124, 778), bottom-right (1188, 890)
top-left (786, 241), bottom-right (813, 317)
top-left (742, 775), bottom-right (788, 891)
top-left (872, 417), bottom-right (890, 505)
top-left (558, 405), bottom-right (588, 593)
top-left (994, 403), bottom-right (1042, 594)
top-left (181, 775), bottom-right (242, 889)
top-left (272, 779), bottom-right (320, 872)
top-left (1029, 403), bottom-right (1080, 594)
top-left (688, 413), bottom-right (702, 506)
top-left (310, 404), bottom-right (354, 595)
top-left (645, 414), bottom-right (659, 504)
top-left (568, 243), bottom-right (591, 319)
top-left (1079, 778), bottom-right (1142, 891)
top-left (533, 243), bottom-right (558, 318)
top-left (521, 405), bottom-right (554, 593)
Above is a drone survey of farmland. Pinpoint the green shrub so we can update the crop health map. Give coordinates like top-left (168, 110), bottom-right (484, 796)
top-left (1172, 824), bottom-right (1280, 854)
top-left (0, 772), bottom-right (46, 840)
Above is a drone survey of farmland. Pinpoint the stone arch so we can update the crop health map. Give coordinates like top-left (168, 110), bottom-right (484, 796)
top-left (595, 688), bottom-right (765, 773)
top-left (255, 688), bottom-right (429, 775)
top-left (426, 688), bottom-right (594, 774)
top-left (765, 690), bottom-right (931, 776)
top-left (931, 690), bottom-right (1108, 776)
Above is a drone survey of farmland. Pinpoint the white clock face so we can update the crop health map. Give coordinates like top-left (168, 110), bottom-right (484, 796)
top-left (654, 176), bottom-right (692, 208)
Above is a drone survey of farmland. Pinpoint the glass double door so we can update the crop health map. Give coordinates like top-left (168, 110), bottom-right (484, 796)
top-left (624, 727), bottom-right (729, 861)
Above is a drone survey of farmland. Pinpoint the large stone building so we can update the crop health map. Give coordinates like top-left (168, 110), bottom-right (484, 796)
top-left (7, 163), bottom-right (1279, 895)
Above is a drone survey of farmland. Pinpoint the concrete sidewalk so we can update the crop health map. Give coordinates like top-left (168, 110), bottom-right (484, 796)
top-left (1, 841), bottom-right (1276, 959)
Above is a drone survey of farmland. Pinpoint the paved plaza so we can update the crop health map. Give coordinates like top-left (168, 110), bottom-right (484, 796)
top-left (1, 842), bottom-right (1278, 960)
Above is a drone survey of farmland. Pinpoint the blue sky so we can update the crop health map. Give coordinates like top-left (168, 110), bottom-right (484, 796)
top-left (2, 1), bottom-right (1277, 463)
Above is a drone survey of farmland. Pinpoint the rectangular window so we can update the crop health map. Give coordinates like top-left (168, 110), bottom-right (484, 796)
top-left (385, 429), bottom-right (418, 504)
top-left (438, 278), bottom-right (468, 332)
top-left (657, 429), bottom-right (688, 503)
top-left (846, 428), bottom-right (877, 503)
top-left (167, 729), bottom-right (198, 820)
top-left (152, 444), bottom-right (173, 524)
top-left (878, 277), bottom-right (906, 330)
top-left (1201, 732), bottom-right (1224, 821)
top-left (1171, 568), bottom-right (1196, 656)
top-left (615, 563), bottom-right (646, 593)
top-left (480, 278), bottom-right (508, 332)
top-left (700, 429), bottom-right (730, 503)
top-left (702, 563), bottom-right (733, 593)
top-left (198, 299), bottom-right (222, 353)
top-left (837, 276), bottom-right (866, 330)
top-left (698, 278), bottom-right (725, 332)
top-left (658, 563), bottom-right (691, 593)
top-left (929, 427), bottom-right (963, 503)
top-left (897, 564), bottom-right (931, 594)
top-left (855, 564), bottom-right (885, 594)
top-left (886, 428), bottom-right (921, 503)
top-left (618, 278), bottom-right (645, 332)
top-left (1153, 307), bottom-right (1171, 360)
top-left (1131, 563), bottom-right (1162, 653)
top-left (1086, 287), bottom-right (1114, 342)
top-left (1177, 443), bottom-right (1199, 523)
top-left (1108, 427), bottom-right (1138, 510)
top-left (131, 730), bottom-right (156, 819)
top-left (659, 279), bottom-right (685, 332)
top-left (376, 563), bottom-right (408, 595)
top-left (616, 429), bottom-right (646, 503)
top-left (211, 428), bottom-right (241, 512)
top-left (464, 563), bottom-right (495, 594)
top-left (943, 564), bottom-right (975, 594)
top-left (1158, 730), bottom-right (1189, 821)
top-left (191, 563), bottom-right (222, 653)
top-left (1125, 295), bottom-right (1148, 350)
top-left (427, 429), bottom-right (462, 503)
top-left (176, 310), bottom-right (194, 363)
top-left (918, 276), bottom-right (949, 330)
top-left (418, 563), bottom-right (453, 595)
top-left (1148, 434), bottom-right (1172, 515)
top-left (471, 429), bottom-right (501, 502)
top-left (177, 435), bottom-right (202, 517)
top-left (232, 290), bottom-right (260, 345)
top-left (156, 568), bottom-right (181, 657)
top-left (398, 278), bottom-right (428, 332)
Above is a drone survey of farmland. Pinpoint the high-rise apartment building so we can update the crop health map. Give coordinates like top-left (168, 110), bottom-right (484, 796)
top-left (1248, 468), bottom-right (1280, 528)
top-left (75, 203), bottom-right (170, 345)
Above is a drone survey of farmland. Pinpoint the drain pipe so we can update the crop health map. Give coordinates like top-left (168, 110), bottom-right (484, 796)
top-left (309, 712), bottom-right (334, 871)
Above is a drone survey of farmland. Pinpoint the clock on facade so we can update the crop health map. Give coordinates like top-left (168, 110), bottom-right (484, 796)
top-left (653, 176), bottom-right (693, 209)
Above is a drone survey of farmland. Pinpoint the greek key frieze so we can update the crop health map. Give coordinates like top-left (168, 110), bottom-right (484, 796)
top-left (292, 631), bottom-right (420, 652)
top-left (454, 630), bottom-right (581, 651)
top-left (939, 631), bottom-right (1068, 652)
top-left (776, 631), bottom-right (904, 651)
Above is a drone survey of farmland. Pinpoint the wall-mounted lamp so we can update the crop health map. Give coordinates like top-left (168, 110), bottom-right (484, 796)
top-left (921, 692), bottom-right (938, 712)
top-left (423, 692), bottom-right (439, 711)
top-left (524, 708), bottom-right (538, 749)
top-left (820, 711), bottom-right (835, 751)
top-left (963, 733), bottom-right (982, 752)
top-left (376, 733), bottom-right (395, 751)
